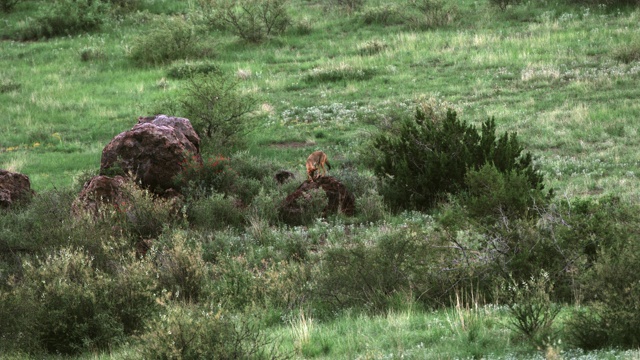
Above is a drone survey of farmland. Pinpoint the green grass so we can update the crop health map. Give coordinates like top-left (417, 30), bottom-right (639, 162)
top-left (2, 2), bottom-right (639, 198)
top-left (2, 0), bottom-right (640, 358)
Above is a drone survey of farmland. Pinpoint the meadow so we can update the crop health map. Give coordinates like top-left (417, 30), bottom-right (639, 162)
top-left (1, 0), bottom-right (640, 358)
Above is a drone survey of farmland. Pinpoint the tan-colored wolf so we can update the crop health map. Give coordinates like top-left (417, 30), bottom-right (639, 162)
top-left (306, 151), bottom-right (331, 181)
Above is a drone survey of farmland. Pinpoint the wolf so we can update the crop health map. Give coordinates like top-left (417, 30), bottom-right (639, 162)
top-left (306, 151), bottom-right (331, 181)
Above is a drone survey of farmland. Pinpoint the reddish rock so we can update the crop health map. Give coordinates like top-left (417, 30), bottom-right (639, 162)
top-left (279, 176), bottom-right (355, 225)
top-left (137, 114), bottom-right (201, 153)
top-left (0, 169), bottom-right (34, 208)
top-left (71, 175), bottom-right (126, 217)
top-left (100, 115), bottom-right (201, 193)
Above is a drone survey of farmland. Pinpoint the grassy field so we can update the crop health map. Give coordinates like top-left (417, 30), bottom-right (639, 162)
top-left (2, 0), bottom-right (640, 358)
top-left (2, 0), bottom-right (639, 197)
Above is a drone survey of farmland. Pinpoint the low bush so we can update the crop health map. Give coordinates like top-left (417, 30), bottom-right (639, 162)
top-left (502, 271), bottom-right (561, 349)
top-left (357, 39), bottom-right (389, 56)
top-left (612, 39), bottom-right (640, 64)
top-left (213, 0), bottom-right (290, 43)
top-left (153, 230), bottom-right (209, 303)
top-left (167, 61), bottom-right (220, 79)
top-left (405, 0), bottom-right (457, 30)
top-left (138, 305), bottom-right (281, 360)
top-left (313, 224), bottom-right (461, 313)
top-left (173, 72), bottom-right (257, 149)
top-left (129, 17), bottom-right (213, 66)
top-left (176, 155), bottom-right (236, 198)
top-left (2, 247), bottom-right (157, 355)
top-left (79, 46), bottom-right (107, 62)
top-left (359, 4), bottom-right (404, 26)
top-left (304, 64), bottom-right (378, 84)
top-left (111, 181), bottom-right (185, 240)
top-left (567, 220), bottom-right (640, 349)
top-left (488, 0), bottom-right (522, 11)
top-left (12, 0), bottom-right (108, 40)
top-left (187, 193), bottom-right (247, 230)
top-left (325, 0), bottom-right (366, 12)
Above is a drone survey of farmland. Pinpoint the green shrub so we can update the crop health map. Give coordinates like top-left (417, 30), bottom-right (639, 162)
top-left (359, 4), bottom-right (403, 26)
top-left (187, 193), bottom-right (247, 230)
top-left (304, 64), bottom-right (378, 84)
top-left (487, 0), bottom-right (522, 11)
top-left (111, 181), bottom-right (184, 239)
top-left (167, 61), bottom-right (220, 79)
top-left (79, 46), bottom-right (107, 62)
top-left (567, 226), bottom-right (640, 349)
top-left (138, 305), bottom-right (280, 360)
top-left (326, 0), bottom-right (366, 12)
top-left (279, 187), bottom-right (329, 226)
top-left (213, 0), bottom-right (290, 43)
top-left (405, 0), bottom-right (457, 30)
top-left (129, 17), bottom-right (213, 66)
top-left (613, 39), bottom-right (640, 64)
top-left (370, 105), bottom-right (544, 211)
top-left (4, 247), bottom-right (157, 355)
top-left (357, 39), bottom-right (389, 56)
top-left (502, 271), bottom-right (561, 349)
top-left (463, 163), bottom-right (548, 223)
top-left (12, 0), bottom-right (108, 40)
top-left (314, 225), bottom-right (432, 312)
top-left (355, 189), bottom-right (387, 223)
top-left (176, 155), bottom-right (236, 198)
top-left (0, 77), bottom-right (21, 93)
top-left (0, 189), bottom-right (77, 251)
top-left (104, 0), bottom-right (143, 13)
top-left (153, 230), bottom-right (209, 303)
top-left (173, 72), bottom-right (256, 149)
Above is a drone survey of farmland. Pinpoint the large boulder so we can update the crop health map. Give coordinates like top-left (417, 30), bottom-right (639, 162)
top-left (100, 115), bottom-right (201, 193)
top-left (279, 176), bottom-right (355, 225)
top-left (0, 169), bottom-right (34, 208)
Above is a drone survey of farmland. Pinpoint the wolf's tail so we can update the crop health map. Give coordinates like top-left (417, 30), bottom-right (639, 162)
top-left (325, 160), bottom-right (331, 170)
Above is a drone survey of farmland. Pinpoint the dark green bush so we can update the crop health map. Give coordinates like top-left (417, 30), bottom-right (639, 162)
top-left (175, 155), bottom-right (236, 198)
top-left (370, 107), bottom-right (544, 211)
top-left (463, 163), bottom-right (548, 223)
top-left (0, 189), bottom-right (77, 251)
top-left (79, 46), bottom-right (107, 62)
top-left (326, 0), bottom-right (366, 12)
top-left (304, 65), bottom-right (378, 84)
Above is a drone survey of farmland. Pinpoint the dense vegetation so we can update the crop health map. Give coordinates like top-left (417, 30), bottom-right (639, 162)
top-left (1, 0), bottom-right (640, 358)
